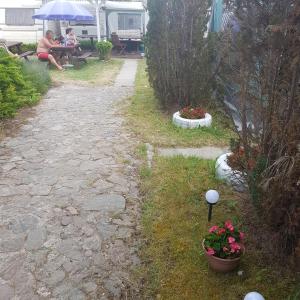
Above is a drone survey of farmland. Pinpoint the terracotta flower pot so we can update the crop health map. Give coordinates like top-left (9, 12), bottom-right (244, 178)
top-left (202, 240), bottom-right (244, 273)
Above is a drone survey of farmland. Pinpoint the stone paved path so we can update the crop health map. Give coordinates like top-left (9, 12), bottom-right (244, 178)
top-left (0, 60), bottom-right (141, 300)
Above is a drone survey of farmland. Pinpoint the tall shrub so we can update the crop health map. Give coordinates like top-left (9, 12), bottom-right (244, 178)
top-left (220, 0), bottom-right (300, 263)
top-left (146, 0), bottom-right (214, 109)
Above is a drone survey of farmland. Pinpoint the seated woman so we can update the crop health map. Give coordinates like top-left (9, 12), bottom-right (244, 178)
top-left (37, 30), bottom-right (63, 71)
top-left (65, 28), bottom-right (79, 47)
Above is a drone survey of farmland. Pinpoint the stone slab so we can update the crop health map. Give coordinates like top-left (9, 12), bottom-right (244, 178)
top-left (158, 146), bottom-right (229, 160)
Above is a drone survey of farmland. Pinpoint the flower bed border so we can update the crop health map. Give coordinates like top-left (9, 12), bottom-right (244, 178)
top-left (172, 112), bottom-right (212, 129)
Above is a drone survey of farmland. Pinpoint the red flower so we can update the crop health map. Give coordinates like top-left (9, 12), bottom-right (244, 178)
top-left (228, 236), bottom-right (236, 244)
top-left (230, 242), bottom-right (241, 253)
top-left (209, 225), bottom-right (219, 233)
top-left (217, 228), bottom-right (226, 235)
top-left (180, 106), bottom-right (206, 119)
top-left (225, 220), bottom-right (234, 232)
top-left (206, 248), bottom-right (215, 256)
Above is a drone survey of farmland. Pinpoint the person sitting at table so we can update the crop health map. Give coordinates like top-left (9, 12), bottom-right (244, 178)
top-left (65, 28), bottom-right (79, 47)
top-left (37, 30), bottom-right (63, 71)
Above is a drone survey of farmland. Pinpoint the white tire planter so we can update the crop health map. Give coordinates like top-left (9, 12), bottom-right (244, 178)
top-left (215, 153), bottom-right (247, 192)
top-left (172, 112), bottom-right (212, 129)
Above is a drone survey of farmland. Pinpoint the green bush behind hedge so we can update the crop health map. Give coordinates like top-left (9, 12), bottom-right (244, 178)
top-left (79, 40), bottom-right (94, 50)
top-left (20, 43), bottom-right (37, 53)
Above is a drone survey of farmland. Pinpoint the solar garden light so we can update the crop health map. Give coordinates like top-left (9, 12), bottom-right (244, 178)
top-left (244, 292), bottom-right (265, 300)
top-left (205, 190), bottom-right (220, 222)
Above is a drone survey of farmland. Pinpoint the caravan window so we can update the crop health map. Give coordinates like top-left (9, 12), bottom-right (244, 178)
top-left (5, 8), bottom-right (35, 26)
top-left (118, 13), bottom-right (141, 30)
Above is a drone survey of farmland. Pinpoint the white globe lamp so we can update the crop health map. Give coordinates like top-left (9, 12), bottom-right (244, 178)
top-left (205, 190), bottom-right (220, 221)
top-left (244, 292), bottom-right (265, 300)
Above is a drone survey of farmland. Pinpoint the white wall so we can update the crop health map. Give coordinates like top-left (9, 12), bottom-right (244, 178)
top-left (0, 0), bottom-right (43, 43)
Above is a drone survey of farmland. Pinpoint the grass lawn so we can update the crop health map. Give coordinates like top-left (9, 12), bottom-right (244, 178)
top-left (126, 60), bottom-right (234, 147)
top-left (138, 155), bottom-right (298, 300)
top-left (51, 58), bottom-right (123, 86)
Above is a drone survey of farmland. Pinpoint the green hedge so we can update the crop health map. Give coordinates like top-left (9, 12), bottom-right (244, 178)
top-left (20, 43), bottom-right (37, 53)
top-left (79, 40), bottom-right (94, 50)
top-left (0, 49), bottom-right (50, 119)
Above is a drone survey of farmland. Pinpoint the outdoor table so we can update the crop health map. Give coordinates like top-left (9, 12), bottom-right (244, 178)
top-left (50, 46), bottom-right (76, 64)
top-left (6, 41), bottom-right (23, 54)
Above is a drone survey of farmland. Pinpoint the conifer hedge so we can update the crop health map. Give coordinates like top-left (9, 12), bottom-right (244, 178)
top-left (146, 0), bottom-right (214, 109)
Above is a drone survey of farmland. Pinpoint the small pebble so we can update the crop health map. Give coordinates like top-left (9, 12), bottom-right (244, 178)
top-left (66, 206), bottom-right (79, 216)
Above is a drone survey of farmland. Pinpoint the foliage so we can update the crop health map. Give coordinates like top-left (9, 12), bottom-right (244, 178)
top-left (96, 41), bottom-right (113, 60)
top-left (204, 220), bottom-right (245, 259)
top-left (79, 40), bottom-right (94, 50)
top-left (22, 61), bottom-right (51, 94)
top-left (180, 107), bottom-right (206, 119)
top-left (0, 49), bottom-right (42, 119)
top-left (126, 60), bottom-right (234, 147)
top-left (139, 155), bottom-right (297, 299)
top-left (146, 0), bottom-right (215, 109)
top-left (219, 0), bottom-right (300, 263)
top-left (20, 43), bottom-right (37, 53)
top-left (227, 146), bottom-right (260, 172)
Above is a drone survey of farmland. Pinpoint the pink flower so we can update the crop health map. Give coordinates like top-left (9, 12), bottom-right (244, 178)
top-left (223, 246), bottom-right (229, 252)
top-left (240, 232), bottom-right (245, 240)
top-left (217, 228), bottom-right (226, 235)
top-left (225, 220), bottom-right (234, 232)
top-left (230, 242), bottom-right (241, 253)
top-left (206, 248), bottom-right (215, 256)
top-left (209, 225), bottom-right (219, 233)
top-left (228, 236), bottom-right (236, 244)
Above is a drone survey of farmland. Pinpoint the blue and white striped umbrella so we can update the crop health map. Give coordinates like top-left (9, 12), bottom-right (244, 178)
top-left (33, 0), bottom-right (94, 21)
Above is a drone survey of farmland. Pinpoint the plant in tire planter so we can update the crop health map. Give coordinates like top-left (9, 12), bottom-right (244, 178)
top-left (96, 41), bottom-right (113, 60)
top-left (180, 107), bottom-right (206, 119)
top-left (227, 144), bottom-right (260, 172)
top-left (203, 220), bottom-right (245, 273)
top-left (173, 106), bottom-right (212, 129)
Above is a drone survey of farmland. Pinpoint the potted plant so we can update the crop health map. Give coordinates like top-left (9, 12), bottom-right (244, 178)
top-left (202, 220), bottom-right (245, 273)
top-left (96, 41), bottom-right (113, 61)
top-left (173, 106), bottom-right (212, 129)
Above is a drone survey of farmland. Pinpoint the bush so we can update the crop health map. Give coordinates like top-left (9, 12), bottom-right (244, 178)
top-left (146, 0), bottom-right (215, 109)
top-left (79, 40), bottom-right (94, 50)
top-left (20, 43), bottom-right (37, 53)
top-left (96, 41), bottom-right (113, 60)
top-left (0, 49), bottom-right (50, 119)
top-left (22, 61), bottom-right (51, 94)
top-left (219, 0), bottom-right (300, 264)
